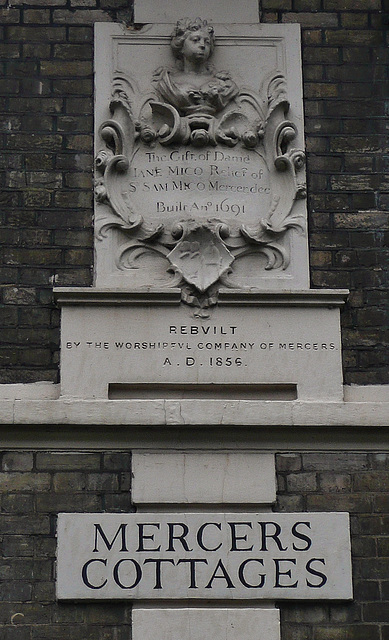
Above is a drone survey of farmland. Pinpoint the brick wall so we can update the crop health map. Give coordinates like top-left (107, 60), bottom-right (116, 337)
top-left (276, 452), bottom-right (389, 640)
top-left (0, 449), bottom-right (387, 638)
top-left (0, 0), bottom-right (388, 384)
top-left (0, 450), bottom-right (133, 639)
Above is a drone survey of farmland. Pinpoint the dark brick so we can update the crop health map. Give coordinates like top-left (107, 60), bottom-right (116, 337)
top-left (6, 134), bottom-right (63, 151)
top-left (363, 603), bottom-right (389, 622)
top-left (36, 492), bottom-right (101, 512)
top-left (55, 152), bottom-right (92, 170)
top-left (307, 493), bottom-right (372, 512)
top-left (41, 60), bottom-right (92, 76)
top-left (276, 453), bottom-right (302, 473)
top-left (53, 78), bottom-right (93, 95)
top-left (0, 514), bottom-right (50, 535)
top-left (262, 0), bottom-right (292, 8)
top-left (353, 580), bottom-right (380, 601)
top-left (303, 47), bottom-right (340, 64)
top-left (351, 536), bottom-right (376, 558)
top-left (341, 13), bottom-right (369, 29)
top-left (282, 13), bottom-right (338, 27)
top-left (23, 9), bottom-right (51, 23)
top-left (0, 8), bottom-right (20, 23)
top-left (67, 25), bottom-right (93, 42)
top-left (314, 625), bottom-right (380, 640)
top-left (53, 9), bottom-right (112, 24)
top-left (102, 493), bottom-right (134, 512)
top-left (6, 26), bottom-right (66, 42)
top-left (324, 0), bottom-right (380, 10)
top-left (0, 43), bottom-right (20, 58)
top-left (103, 452), bottom-right (132, 471)
top-left (36, 452), bottom-right (100, 471)
top-left (334, 213), bottom-right (388, 230)
top-left (286, 472), bottom-right (317, 492)
top-left (53, 43), bottom-right (92, 59)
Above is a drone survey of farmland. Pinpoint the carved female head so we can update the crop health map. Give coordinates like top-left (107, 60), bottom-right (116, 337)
top-left (171, 18), bottom-right (215, 64)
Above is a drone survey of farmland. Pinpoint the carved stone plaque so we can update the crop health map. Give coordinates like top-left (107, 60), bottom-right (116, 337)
top-left (57, 512), bottom-right (352, 600)
top-left (56, 289), bottom-right (346, 401)
top-left (95, 23), bottom-right (309, 310)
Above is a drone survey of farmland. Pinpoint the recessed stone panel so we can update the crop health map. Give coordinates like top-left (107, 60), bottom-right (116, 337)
top-left (132, 452), bottom-right (276, 505)
top-left (132, 608), bottom-right (280, 640)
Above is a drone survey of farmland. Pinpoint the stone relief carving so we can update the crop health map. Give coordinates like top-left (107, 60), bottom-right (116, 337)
top-left (95, 18), bottom-right (306, 314)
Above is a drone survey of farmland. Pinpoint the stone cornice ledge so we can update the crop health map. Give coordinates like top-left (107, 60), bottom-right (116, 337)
top-left (54, 288), bottom-right (349, 307)
top-left (0, 397), bottom-right (388, 429)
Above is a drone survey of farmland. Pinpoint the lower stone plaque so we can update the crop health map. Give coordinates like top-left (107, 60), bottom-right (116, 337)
top-left (56, 512), bottom-right (352, 600)
top-left (56, 289), bottom-right (347, 400)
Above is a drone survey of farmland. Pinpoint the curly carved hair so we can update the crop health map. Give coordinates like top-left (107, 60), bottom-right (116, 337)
top-left (170, 18), bottom-right (215, 60)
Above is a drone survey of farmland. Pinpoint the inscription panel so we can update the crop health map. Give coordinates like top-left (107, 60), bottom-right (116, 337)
top-left (59, 300), bottom-right (344, 400)
top-left (57, 512), bottom-right (352, 601)
top-left (95, 23), bottom-right (309, 294)
top-left (127, 148), bottom-right (270, 223)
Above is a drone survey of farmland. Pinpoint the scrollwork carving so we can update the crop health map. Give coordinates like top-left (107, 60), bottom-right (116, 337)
top-left (95, 19), bottom-right (307, 311)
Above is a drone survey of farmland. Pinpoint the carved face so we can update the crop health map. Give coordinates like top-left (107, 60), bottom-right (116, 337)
top-left (181, 30), bottom-right (212, 63)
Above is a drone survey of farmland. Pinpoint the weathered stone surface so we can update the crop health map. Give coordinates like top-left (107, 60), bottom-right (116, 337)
top-left (132, 452), bottom-right (275, 505)
top-left (132, 608), bottom-right (280, 640)
top-left (57, 290), bottom-right (345, 400)
top-left (134, 0), bottom-right (260, 24)
top-left (57, 511), bottom-right (352, 600)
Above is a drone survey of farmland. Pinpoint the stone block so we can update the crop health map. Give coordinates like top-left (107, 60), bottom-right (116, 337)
top-left (132, 608), bottom-right (280, 640)
top-left (134, 0), bottom-right (260, 23)
top-left (132, 452), bottom-right (276, 505)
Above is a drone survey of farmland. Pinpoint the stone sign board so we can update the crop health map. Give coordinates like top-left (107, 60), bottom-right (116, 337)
top-left (57, 512), bottom-right (352, 600)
